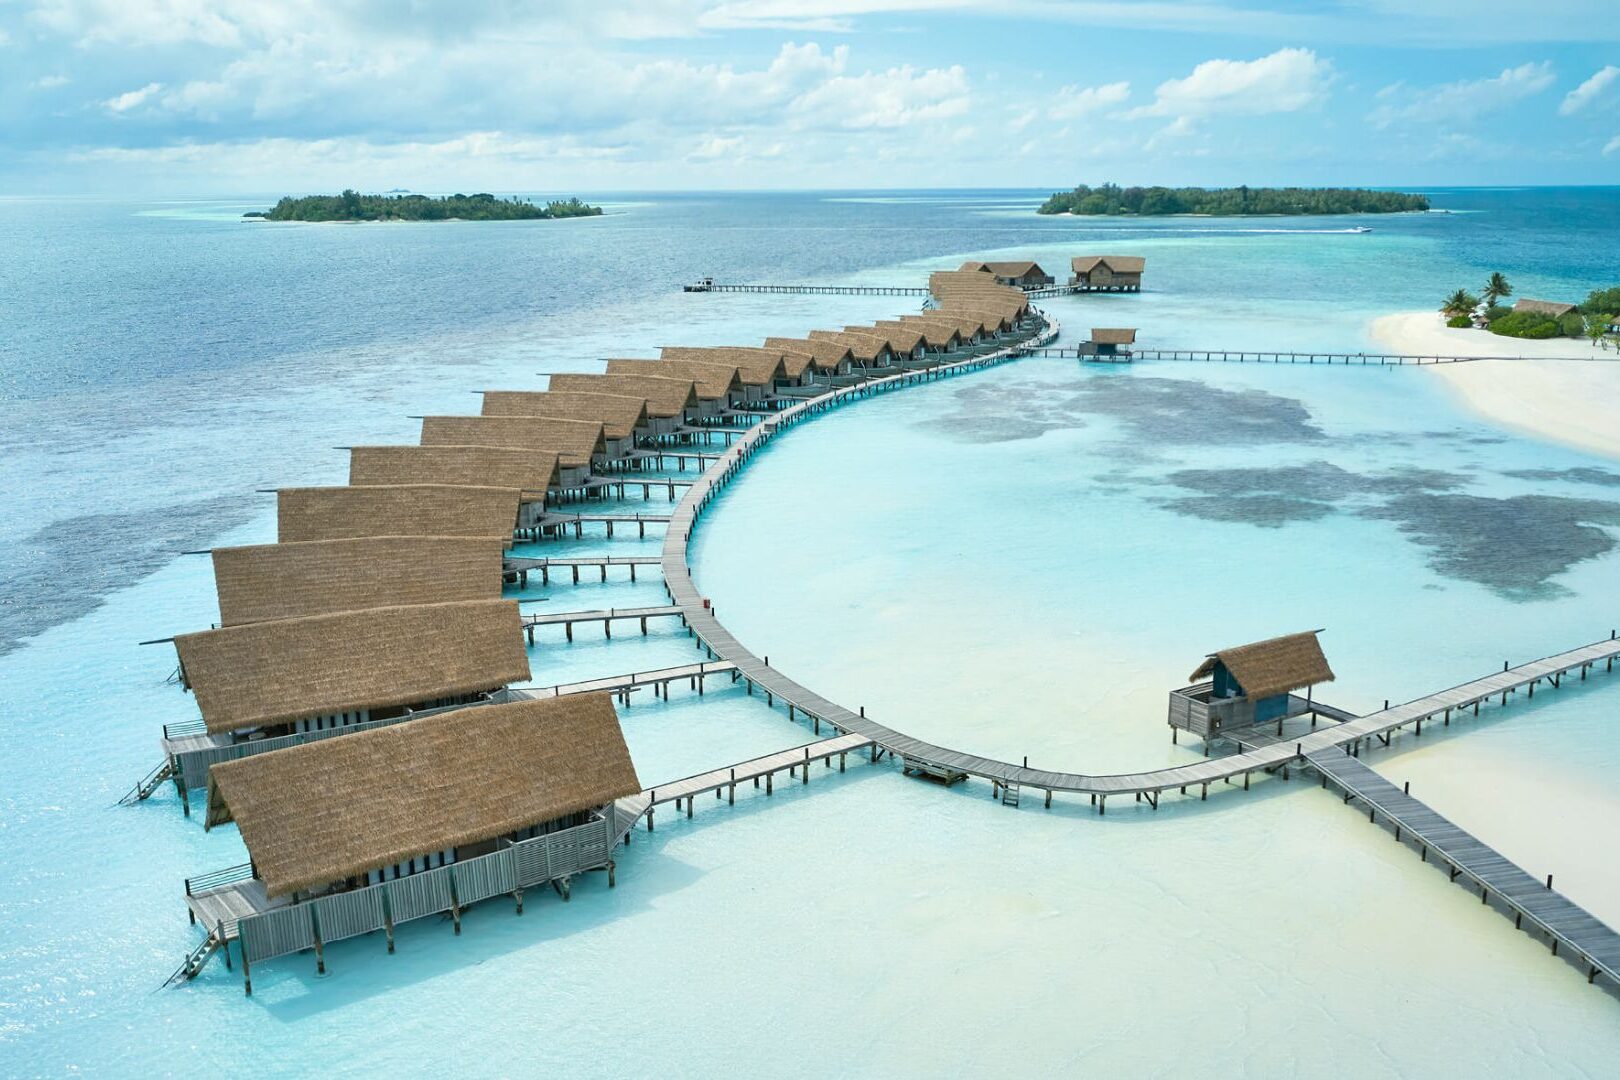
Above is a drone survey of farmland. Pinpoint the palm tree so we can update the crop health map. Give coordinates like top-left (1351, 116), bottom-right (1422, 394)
top-left (1482, 272), bottom-right (1512, 309)
top-left (1587, 313), bottom-right (1612, 348)
top-left (1441, 289), bottom-right (1478, 317)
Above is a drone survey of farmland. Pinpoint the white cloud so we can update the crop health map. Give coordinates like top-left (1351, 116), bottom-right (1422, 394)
top-left (1369, 62), bottom-right (1555, 128)
top-left (104, 82), bottom-right (164, 113)
top-left (32, 74), bottom-right (71, 89)
top-left (1048, 81), bottom-right (1129, 120)
top-left (789, 62), bottom-right (969, 128)
top-left (688, 134), bottom-right (745, 160)
top-left (1129, 48), bottom-right (1330, 124)
top-left (1605, 134), bottom-right (1620, 156)
top-left (1561, 66), bottom-right (1619, 115)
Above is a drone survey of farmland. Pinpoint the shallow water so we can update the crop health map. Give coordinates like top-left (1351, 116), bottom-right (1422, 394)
top-left (3, 190), bottom-right (1619, 1075)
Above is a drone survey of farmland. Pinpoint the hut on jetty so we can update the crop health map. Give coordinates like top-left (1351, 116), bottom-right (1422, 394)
top-left (478, 391), bottom-right (650, 458)
top-left (761, 337), bottom-right (853, 379)
top-left (347, 446), bottom-right (559, 524)
top-left (808, 329), bottom-right (894, 371)
top-left (191, 693), bottom-right (640, 992)
top-left (162, 599), bottom-right (531, 801)
top-left (419, 415), bottom-right (610, 473)
top-left (1080, 328), bottom-right (1137, 357)
top-left (874, 319), bottom-right (961, 354)
top-left (1070, 256), bottom-right (1145, 292)
top-left (277, 485), bottom-right (522, 544)
top-left (603, 359), bottom-right (742, 415)
top-left (545, 373), bottom-right (700, 435)
top-left (211, 537), bottom-right (505, 627)
top-left (960, 260), bottom-right (1054, 288)
top-left (1167, 631), bottom-right (1334, 743)
top-left (656, 347), bottom-right (783, 403)
top-left (845, 324), bottom-right (927, 364)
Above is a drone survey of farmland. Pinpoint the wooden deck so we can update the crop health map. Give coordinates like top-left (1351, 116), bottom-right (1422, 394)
top-left (524, 510), bottom-right (672, 540)
top-left (1026, 346), bottom-right (1601, 365)
top-left (522, 604), bottom-right (684, 642)
top-left (516, 660), bottom-right (737, 703)
top-left (1306, 746), bottom-right (1620, 988)
top-left (505, 554), bottom-right (660, 585)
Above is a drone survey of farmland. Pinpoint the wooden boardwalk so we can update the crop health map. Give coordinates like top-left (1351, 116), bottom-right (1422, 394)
top-left (527, 510), bottom-right (672, 539)
top-left (517, 660), bottom-right (738, 704)
top-left (1306, 747), bottom-right (1620, 988)
top-left (1027, 346), bottom-right (1600, 365)
top-left (505, 554), bottom-right (661, 585)
top-left (684, 279), bottom-right (1089, 301)
top-left (522, 604), bottom-right (684, 642)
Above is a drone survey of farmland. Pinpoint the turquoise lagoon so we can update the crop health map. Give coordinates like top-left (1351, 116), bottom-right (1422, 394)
top-left (3, 190), bottom-right (1619, 1075)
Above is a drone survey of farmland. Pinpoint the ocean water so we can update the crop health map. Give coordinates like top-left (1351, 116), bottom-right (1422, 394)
top-left (3, 188), bottom-right (1619, 1076)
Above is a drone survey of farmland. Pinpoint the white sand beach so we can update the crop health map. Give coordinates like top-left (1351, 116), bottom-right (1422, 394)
top-left (1370, 311), bottom-right (1620, 461)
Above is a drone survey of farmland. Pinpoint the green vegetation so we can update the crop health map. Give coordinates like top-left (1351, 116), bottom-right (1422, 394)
top-left (1441, 289), bottom-right (1478, 318)
top-left (1487, 310), bottom-right (1563, 339)
top-left (247, 190), bottom-right (603, 222)
top-left (1446, 314), bottom-right (1473, 328)
top-left (1481, 272), bottom-right (1513, 309)
top-left (1579, 286), bottom-right (1620, 315)
top-left (1037, 183), bottom-right (1429, 216)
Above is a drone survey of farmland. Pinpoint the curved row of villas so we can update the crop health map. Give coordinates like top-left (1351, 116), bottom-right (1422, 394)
top-left (150, 268), bottom-right (1045, 991)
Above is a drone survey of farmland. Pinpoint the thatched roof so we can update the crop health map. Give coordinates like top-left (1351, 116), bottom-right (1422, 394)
top-left (212, 537), bottom-right (505, 627)
top-left (808, 330), bottom-right (890, 364)
top-left (1091, 327), bottom-right (1137, 345)
top-left (960, 260), bottom-right (1048, 280)
top-left (175, 599), bottom-right (530, 736)
top-left (278, 485), bottom-right (521, 543)
top-left (847, 324), bottom-right (924, 354)
top-left (1190, 631), bottom-right (1334, 700)
top-left (943, 307), bottom-right (1014, 332)
top-left (348, 446), bottom-right (558, 495)
top-left (206, 693), bottom-right (641, 897)
top-left (658, 347), bottom-right (785, 386)
top-left (480, 391), bottom-right (649, 441)
top-left (878, 319), bottom-right (960, 349)
top-left (914, 311), bottom-right (991, 338)
top-left (604, 359), bottom-right (741, 401)
top-left (1512, 298), bottom-right (1576, 318)
top-left (420, 416), bottom-right (605, 465)
top-left (762, 337), bottom-right (851, 374)
top-left (546, 373), bottom-right (699, 419)
top-left (1072, 255), bottom-right (1146, 274)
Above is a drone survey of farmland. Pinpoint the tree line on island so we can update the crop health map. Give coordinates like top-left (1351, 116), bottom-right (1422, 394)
top-left (245, 190), bottom-right (603, 222)
top-left (1038, 183), bottom-right (1429, 216)
top-left (1441, 274), bottom-right (1619, 346)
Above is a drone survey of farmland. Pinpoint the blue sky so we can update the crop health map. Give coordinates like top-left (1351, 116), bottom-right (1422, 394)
top-left (2, 0), bottom-right (1618, 193)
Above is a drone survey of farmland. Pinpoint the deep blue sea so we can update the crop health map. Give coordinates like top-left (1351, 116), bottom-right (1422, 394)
top-left (3, 188), bottom-right (1619, 1076)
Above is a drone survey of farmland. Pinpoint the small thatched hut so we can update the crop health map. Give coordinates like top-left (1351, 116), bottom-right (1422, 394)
top-left (960, 260), bottom-right (1054, 288)
top-left (277, 485), bottom-right (521, 544)
top-left (761, 337), bottom-right (852, 379)
top-left (1070, 255), bottom-right (1145, 292)
top-left (419, 415), bottom-right (609, 471)
top-left (1168, 631), bottom-right (1334, 740)
top-left (211, 537), bottom-right (505, 627)
top-left (658, 347), bottom-right (786, 399)
top-left (479, 391), bottom-right (650, 458)
top-left (808, 330), bottom-right (893, 370)
top-left (346, 446), bottom-right (557, 523)
top-left (603, 359), bottom-right (742, 414)
top-left (173, 599), bottom-right (531, 739)
top-left (845, 324), bottom-right (926, 363)
top-left (545, 373), bottom-right (700, 434)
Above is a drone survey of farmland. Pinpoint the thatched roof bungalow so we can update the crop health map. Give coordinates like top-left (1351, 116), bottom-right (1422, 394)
top-left (278, 485), bottom-right (521, 544)
top-left (347, 446), bottom-right (559, 520)
top-left (960, 260), bottom-right (1054, 288)
top-left (479, 391), bottom-right (650, 458)
top-left (845, 324), bottom-right (926, 362)
top-left (545, 373), bottom-right (700, 433)
top-left (603, 359), bottom-right (742, 414)
top-left (761, 337), bottom-right (852, 378)
top-left (173, 599), bottom-right (530, 739)
top-left (1169, 630), bottom-right (1334, 740)
top-left (876, 319), bottom-right (961, 352)
top-left (808, 330), bottom-right (893, 369)
top-left (1512, 298), bottom-right (1577, 318)
top-left (419, 415), bottom-right (610, 471)
top-left (658, 347), bottom-right (787, 397)
top-left (1082, 327), bottom-right (1137, 357)
top-left (211, 537), bottom-right (505, 627)
top-left (1070, 255), bottom-right (1144, 292)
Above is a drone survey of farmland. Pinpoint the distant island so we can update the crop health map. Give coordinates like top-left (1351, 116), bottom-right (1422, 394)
top-left (244, 190), bottom-right (603, 222)
top-left (1038, 184), bottom-right (1429, 216)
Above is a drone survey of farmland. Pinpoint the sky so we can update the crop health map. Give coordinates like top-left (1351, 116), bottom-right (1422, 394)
top-left (2, 0), bottom-right (1618, 194)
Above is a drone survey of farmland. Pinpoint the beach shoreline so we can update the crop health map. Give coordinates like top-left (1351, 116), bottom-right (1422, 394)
top-left (1369, 310), bottom-right (1620, 462)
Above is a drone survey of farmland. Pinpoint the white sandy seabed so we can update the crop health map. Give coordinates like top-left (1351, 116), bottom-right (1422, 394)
top-left (1370, 311), bottom-right (1620, 462)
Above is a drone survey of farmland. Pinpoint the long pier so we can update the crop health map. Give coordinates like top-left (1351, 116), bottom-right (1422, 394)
top-left (1028, 346), bottom-right (1600, 365)
top-left (517, 660), bottom-right (738, 704)
top-left (522, 604), bottom-right (684, 642)
top-left (1305, 745), bottom-right (1619, 987)
top-left (506, 554), bottom-right (661, 585)
top-left (683, 279), bottom-right (1092, 301)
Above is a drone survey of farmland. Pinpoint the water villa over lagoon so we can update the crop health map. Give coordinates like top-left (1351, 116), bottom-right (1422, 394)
top-left (127, 260), bottom-right (1620, 996)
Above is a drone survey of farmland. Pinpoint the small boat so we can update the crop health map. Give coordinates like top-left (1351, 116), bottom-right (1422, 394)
top-left (1348, 226), bottom-right (1373, 234)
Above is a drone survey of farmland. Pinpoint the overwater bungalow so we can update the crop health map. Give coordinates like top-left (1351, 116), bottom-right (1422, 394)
top-left (959, 260), bottom-right (1054, 288)
top-left (844, 324), bottom-right (927, 364)
top-left (161, 598), bottom-right (531, 804)
top-left (603, 359), bottom-right (742, 415)
top-left (419, 415), bottom-right (611, 472)
top-left (760, 337), bottom-right (854, 379)
top-left (656, 347), bottom-right (782, 404)
top-left (347, 445), bottom-right (560, 524)
top-left (875, 319), bottom-right (961, 354)
top-left (1167, 631), bottom-right (1334, 743)
top-left (277, 485), bottom-right (522, 544)
top-left (211, 537), bottom-right (506, 627)
top-left (545, 373), bottom-right (701, 435)
top-left (907, 311), bottom-right (993, 344)
top-left (1070, 255), bottom-right (1145, 292)
top-left (1082, 328), bottom-right (1137, 357)
top-left (188, 692), bottom-right (640, 992)
top-left (479, 391), bottom-right (650, 458)
top-left (808, 329), bottom-right (893, 371)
